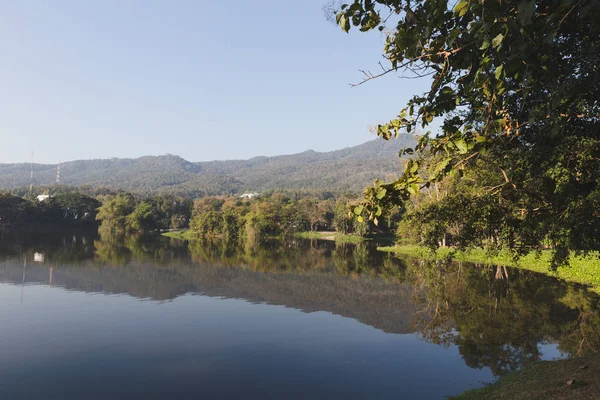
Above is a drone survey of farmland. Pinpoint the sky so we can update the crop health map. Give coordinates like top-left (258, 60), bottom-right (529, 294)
top-left (0, 0), bottom-right (428, 164)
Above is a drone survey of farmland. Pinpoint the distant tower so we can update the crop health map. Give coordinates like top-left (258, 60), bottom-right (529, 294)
top-left (29, 150), bottom-right (34, 195)
top-left (56, 161), bottom-right (61, 185)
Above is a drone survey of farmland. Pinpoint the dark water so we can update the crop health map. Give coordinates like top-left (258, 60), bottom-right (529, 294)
top-left (1, 230), bottom-right (599, 399)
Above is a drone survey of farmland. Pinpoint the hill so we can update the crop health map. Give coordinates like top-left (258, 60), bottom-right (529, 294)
top-left (0, 137), bottom-right (414, 195)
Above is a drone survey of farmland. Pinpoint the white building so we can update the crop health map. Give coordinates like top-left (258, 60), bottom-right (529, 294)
top-left (36, 194), bottom-right (51, 202)
top-left (240, 193), bottom-right (259, 199)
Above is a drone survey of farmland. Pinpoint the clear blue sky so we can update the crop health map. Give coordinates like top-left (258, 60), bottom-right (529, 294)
top-left (0, 0), bottom-right (428, 164)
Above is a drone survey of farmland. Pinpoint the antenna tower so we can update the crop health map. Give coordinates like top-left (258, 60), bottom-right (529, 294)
top-left (29, 150), bottom-right (34, 195)
top-left (56, 161), bottom-right (61, 185)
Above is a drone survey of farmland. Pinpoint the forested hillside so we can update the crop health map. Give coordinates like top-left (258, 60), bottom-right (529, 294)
top-left (0, 137), bottom-right (413, 195)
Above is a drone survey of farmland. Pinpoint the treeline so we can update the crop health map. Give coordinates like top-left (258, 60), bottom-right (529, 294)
top-left (95, 193), bottom-right (192, 233)
top-left (0, 189), bottom-right (193, 234)
top-left (186, 192), bottom-right (402, 242)
top-left (0, 192), bottom-right (100, 225)
top-left (1, 187), bottom-right (404, 240)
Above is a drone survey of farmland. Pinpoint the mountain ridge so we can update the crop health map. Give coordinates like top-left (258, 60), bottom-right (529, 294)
top-left (0, 137), bottom-right (415, 195)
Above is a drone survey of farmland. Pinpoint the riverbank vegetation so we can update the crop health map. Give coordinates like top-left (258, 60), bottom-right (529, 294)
top-left (183, 192), bottom-right (400, 244)
top-left (330, 0), bottom-right (599, 269)
top-left (293, 231), bottom-right (366, 243)
top-left (380, 245), bottom-right (600, 292)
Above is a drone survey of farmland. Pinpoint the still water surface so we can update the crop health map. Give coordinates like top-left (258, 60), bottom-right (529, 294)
top-left (1, 230), bottom-right (598, 399)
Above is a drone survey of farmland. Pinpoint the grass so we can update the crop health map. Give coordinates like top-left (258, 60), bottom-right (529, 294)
top-left (161, 230), bottom-right (198, 241)
top-left (293, 231), bottom-right (366, 243)
top-left (378, 245), bottom-right (600, 292)
top-left (165, 230), bottom-right (368, 244)
top-left (451, 353), bottom-right (600, 400)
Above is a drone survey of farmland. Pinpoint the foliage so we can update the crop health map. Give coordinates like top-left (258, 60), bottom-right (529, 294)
top-left (333, 200), bottom-right (354, 234)
top-left (45, 193), bottom-right (101, 222)
top-left (126, 201), bottom-right (158, 232)
top-left (0, 193), bottom-right (38, 223)
top-left (95, 193), bottom-right (192, 233)
top-left (335, 0), bottom-right (600, 264)
top-left (96, 194), bottom-right (135, 233)
top-left (0, 191), bottom-right (99, 225)
top-left (186, 192), bottom-right (395, 243)
top-left (293, 231), bottom-right (365, 243)
top-left (379, 244), bottom-right (600, 292)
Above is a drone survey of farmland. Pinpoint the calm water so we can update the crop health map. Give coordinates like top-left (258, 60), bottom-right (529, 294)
top-left (1, 230), bottom-right (599, 399)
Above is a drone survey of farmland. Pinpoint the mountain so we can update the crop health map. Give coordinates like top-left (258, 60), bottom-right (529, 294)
top-left (0, 137), bottom-right (414, 195)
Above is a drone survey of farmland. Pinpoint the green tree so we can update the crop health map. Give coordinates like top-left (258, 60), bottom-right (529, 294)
top-left (333, 200), bottom-right (353, 234)
top-left (154, 194), bottom-right (192, 230)
top-left (0, 193), bottom-right (37, 223)
top-left (334, 0), bottom-right (600, 263)
top-left (245, 201), bottom-right (281, 243)
top-left (96, 194), bottom-right (135, 232)
top-left (190, 210), bottom-right (224, 237)
top-left (46, 193), bottom-right (101, 223)
top-left (126, 201), bottom-right (158, 232)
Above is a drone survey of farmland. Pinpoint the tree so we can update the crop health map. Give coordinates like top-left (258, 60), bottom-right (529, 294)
top-left (0, 193), bottom-right (37, 223)
top-left (334, 0), bottom-right (599, 263)
top-left (126, 201), bottom-right (158, 232)
top-left (96, 194), bottom-right (135, 232)
top-left (333, 200), bottom-right (353, 234)
top-left (154, 194), bottom-right (192, 230)
top-left (46, 193), bottom-right (101, 223)
top-left (190, 210), bottom-right (224, 237)
top-left (298, 198), bottom-right (328, 231)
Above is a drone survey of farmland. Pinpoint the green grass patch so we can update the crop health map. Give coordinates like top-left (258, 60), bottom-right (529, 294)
top-left (294, 231), bottom-right (366, 243)
top-left (162, 230), bottom-right (198, 241)
top-left (378, 245), bottom-right (600, 292)
top-left (452, 353), bottom-right (600, 400)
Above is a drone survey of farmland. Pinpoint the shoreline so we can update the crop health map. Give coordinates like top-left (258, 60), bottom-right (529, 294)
top-left (378, 245), bottom-right (600, 293)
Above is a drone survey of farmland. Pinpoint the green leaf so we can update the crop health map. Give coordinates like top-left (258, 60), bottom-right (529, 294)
top-left (376, 188), bottom-right (387, 199)
top-left (340, 15), bottom-right (350, 33)
top-left (454, 1), bottom-right (469, 17)
top-left (480, 39), bottom-right (490, 50)
top-left (455, 139), bottom-right (468, 154)
top-left (494, 65), bottom-right (504, 79)
top-left (409, 160), bottom-right (419, 174)
top-left (353, 205), bottom-right (363, 215)
top-left (440, 86), bottom-right (453, 95)
top-left (492, 33), bottom-right (504, 48)
top-left (433, 157), bottom-right (452, 176)
top-left (373, 217), bottom-right (378, 226)
top-left (357, 215), bottom-right (364, 223)
top-left (407, 183), bottom-right (420, 195)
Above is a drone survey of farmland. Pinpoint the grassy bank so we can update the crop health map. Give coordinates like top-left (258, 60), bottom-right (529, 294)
top-left (162, 230), bottom-right (197, 241)
top-left (452, 353), bottom-right (600, 400)
top-left (378, 245), bottom-right (600, 292)
top-left (293, 231), bottom-right (365, 243)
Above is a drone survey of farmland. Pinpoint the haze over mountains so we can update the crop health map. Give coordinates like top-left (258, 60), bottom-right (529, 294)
top-left (0, 137), bottom-right (414, 195)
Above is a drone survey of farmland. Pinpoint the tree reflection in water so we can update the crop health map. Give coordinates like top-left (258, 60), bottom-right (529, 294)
top-left (1, 230), bottom-right (598, 377)
top-left (406, 258), bottom-right (600, 376)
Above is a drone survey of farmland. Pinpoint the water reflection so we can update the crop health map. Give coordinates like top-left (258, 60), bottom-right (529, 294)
top-left (1, 230), bottom-right (599, 385)
top-left (407, 259), bottom-right (600, 375)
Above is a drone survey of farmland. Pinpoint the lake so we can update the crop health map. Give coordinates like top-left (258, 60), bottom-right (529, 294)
top-left (1, 230), bottom-right (598, 399)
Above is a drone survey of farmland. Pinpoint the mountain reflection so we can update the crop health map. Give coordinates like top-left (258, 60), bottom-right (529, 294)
top-left (0, 230), bottom-right (598, 377)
